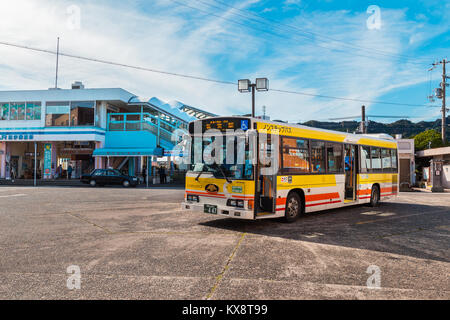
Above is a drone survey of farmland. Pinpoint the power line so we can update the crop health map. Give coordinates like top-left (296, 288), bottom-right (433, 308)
top-left (169, 0), bottom-right (429, 66)
top-left (0, 41), bottom-right (236, 86)
top-left (269, 88), bottom-right (429, 107)
top-left (185, 0), bottom-right (429, 65)
top-left (206, 0), bottom-right (429, 62)
top-left (0, 40), bottom-right (431, 108)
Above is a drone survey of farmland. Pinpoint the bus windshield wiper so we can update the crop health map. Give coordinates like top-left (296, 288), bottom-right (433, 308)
top-left (213, 163), bottom-right (232, 183)
top-left (195, 164), bottom-right (208, 181)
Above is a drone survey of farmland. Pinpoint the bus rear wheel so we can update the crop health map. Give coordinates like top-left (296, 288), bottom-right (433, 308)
top-left (369, 185), bottom-right (380, 207)
top-left (284, 193), bottom-right (302, 223)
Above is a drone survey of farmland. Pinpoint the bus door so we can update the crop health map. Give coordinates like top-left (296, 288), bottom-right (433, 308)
top-left (257, 134), bottom-right (277, 213)
top-left (344, 144), bottom-right (357, 201)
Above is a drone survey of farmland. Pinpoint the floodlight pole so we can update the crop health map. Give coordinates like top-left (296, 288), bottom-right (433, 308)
top-left (238, 78), bottom-right (268, 118)
top-left (251, 84), bottom-right (256, 118)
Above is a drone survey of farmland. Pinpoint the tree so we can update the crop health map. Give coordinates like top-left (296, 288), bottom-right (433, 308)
top-left (413, 129), bottom-right (444, 151)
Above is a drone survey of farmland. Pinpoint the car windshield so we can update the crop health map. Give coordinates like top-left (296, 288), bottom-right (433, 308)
top-left (190, 135), bottom-right (254, 180)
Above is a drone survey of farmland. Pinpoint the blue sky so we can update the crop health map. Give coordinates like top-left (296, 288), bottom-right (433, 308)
top-left (0, 0), bottom-right (448, 123)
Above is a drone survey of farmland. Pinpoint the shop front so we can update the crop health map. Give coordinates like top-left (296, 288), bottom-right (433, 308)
top-left (1, 140), bottom-right (98, 180)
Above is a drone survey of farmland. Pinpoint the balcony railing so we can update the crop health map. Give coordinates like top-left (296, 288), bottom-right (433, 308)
top-left (107, 112), bottom-right (183, 144)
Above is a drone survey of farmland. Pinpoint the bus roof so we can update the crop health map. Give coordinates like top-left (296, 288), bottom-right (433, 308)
top-left (253, 117), bottom-right (397, 149)
top-left (190, 116), bottom-right (398, 149)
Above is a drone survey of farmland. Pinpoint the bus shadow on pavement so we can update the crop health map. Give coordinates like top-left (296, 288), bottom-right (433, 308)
top-left (199, 201), bottom-right (450, 263)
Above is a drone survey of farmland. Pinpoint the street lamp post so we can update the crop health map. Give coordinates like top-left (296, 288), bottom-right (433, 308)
top-left (238, 78), bottom-right (269, 117)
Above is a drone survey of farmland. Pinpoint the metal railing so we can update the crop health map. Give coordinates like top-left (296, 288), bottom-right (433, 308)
top-left (107, 112), bottom-right (182, 144)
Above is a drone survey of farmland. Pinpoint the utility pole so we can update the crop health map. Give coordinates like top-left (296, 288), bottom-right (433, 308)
top-left (431, 59), bottom-right (448, 144)
top-left (55, 37), bottom-right (60, 89)
top-left (361, 105), bottom-right (366, 134)
top-left (442, 59), bottom-right (447, 144)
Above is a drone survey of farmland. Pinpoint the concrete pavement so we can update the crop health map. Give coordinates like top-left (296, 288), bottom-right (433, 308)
top-left (0, 187), bottom-right (448, 299)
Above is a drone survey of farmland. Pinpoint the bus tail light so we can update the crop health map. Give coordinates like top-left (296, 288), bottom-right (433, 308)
top-left (248, 200), bottom-right (253, 209)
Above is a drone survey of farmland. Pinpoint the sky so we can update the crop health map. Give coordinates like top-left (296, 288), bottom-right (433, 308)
top-left (0, 0), bottom-right (449, 123)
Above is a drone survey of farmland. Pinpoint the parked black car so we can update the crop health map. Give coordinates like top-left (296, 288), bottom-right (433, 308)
top-left (81, 169), bottom-right (138, 187)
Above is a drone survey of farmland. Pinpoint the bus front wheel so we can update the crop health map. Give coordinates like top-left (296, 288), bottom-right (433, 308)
top-left (284, 193), bottom-right (302, 223)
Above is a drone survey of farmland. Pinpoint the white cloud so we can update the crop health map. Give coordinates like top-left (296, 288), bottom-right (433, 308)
top-left (0, 0), bottom-right (444, 123)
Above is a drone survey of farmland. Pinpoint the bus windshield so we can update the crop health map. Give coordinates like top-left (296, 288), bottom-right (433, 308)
top-left (190, 135), bottom-right (254, 180)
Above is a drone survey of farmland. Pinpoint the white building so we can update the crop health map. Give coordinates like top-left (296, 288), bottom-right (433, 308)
top-left (0, 82), bottom-right (196, 181)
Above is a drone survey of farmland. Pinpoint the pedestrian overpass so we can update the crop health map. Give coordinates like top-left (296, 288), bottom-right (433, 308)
top-left (92, 97), bottom-right (208, 177)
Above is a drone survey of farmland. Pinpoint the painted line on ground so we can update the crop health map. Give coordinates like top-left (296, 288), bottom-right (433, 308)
top-left (0, 193), bottom-right (26, 198)
top-left (206, 232), bottom-right (246, 300)
top-left (64, 212), bottom-right (113, 234)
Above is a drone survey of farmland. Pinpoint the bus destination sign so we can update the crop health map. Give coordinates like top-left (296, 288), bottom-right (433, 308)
top-left (189, 118), bottom-right (250, 133)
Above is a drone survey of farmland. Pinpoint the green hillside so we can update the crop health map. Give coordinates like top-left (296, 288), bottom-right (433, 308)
top-left (300, 116), bottom-right (450, 140)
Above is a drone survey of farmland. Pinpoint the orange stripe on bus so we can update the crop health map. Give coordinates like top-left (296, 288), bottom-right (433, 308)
top-left (305, 192), bottom-right (340, 202)
top-left (381, 186), bottom-right (397, 193)
top-left (357, 189), bottom-right (372, 195)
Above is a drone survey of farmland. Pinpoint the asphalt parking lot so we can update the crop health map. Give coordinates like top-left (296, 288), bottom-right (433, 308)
top-left (0, 186), bottom-right (448, 299)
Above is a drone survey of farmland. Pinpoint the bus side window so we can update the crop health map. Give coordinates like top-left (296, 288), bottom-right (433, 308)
top-left (371, 147), bottom-right (382, 172)
top-left (311, 141), bottom-right (325, 173)
top-left (391, 149), bottom-right (398, 169)
top-left (326, 142), bottom-right (343, 173)
top-left (360, 146), bottom-right (371, 173)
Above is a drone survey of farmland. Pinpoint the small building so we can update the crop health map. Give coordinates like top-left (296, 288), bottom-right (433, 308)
top-left (416, 146), bottom-right (450, 189)
top-left (395, 137), bottom-right (415, 190)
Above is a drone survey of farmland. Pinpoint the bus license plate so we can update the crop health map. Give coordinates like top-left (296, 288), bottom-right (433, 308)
top-left (204, 204), bottom-right (218, 214)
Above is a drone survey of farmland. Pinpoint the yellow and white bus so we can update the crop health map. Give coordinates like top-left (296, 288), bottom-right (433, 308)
top-left (181, 117), bottom-right (398, 222)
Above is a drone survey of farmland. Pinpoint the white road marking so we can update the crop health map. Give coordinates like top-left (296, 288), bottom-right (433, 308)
top-left (0, 193), bottom-right (26, 198)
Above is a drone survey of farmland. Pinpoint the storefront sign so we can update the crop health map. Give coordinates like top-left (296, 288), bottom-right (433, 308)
top-left (60, 148), bottom-right (93, 155)
top-left (24, 152), bottom-right (40, 157)
top-left (43, 143), bottom-right (52, 178)
top-left (0, 134), bottom-right (34, 141)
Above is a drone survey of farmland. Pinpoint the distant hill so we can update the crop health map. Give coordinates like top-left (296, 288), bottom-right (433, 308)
top-left (299, 116), bottom-right (450, 139)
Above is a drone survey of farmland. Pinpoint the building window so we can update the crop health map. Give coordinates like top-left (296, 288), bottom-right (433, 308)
top-left (370, 147), bottom-right (382, 172)
top-left (0, 102), bottom-right (41, 121)
top-left (382, 148), bottom-right (392, 171)
top-left (70, 101), bottom-right (94, 126)
top-left (10, 102), bottom-right (25, 120)
top-left (360, 146), bottom-right (371, 173)
top-left (45, 101), bottom-right (95, 127)
top-left (326, 142), bottom-right (343, 173)
top-left (26, 102), bottom-right (41, 120)
top-left (311, 140), bottom-right (326, 173)
top-left (282, 137), bottom-right (310, 173)
top-left (46, 102), bottom-right (70, 127)
top-left (0, 103), bottom-right (9, 120)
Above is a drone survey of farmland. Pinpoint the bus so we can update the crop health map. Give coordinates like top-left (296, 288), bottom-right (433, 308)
top-left (181, 116), bottom-right (398, 222)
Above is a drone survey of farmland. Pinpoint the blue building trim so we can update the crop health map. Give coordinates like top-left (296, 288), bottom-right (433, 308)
top-left (0, 130), bottom-right (106, 136)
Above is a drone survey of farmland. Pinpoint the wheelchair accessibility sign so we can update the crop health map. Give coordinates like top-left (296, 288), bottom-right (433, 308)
top-left (240, 119), bottom-right (249, 131)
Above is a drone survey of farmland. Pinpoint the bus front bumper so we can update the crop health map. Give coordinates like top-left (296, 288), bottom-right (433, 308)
top-left (181, 202), bottom-right (254, 220)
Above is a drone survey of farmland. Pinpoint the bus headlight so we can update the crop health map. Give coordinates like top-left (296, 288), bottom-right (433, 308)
top-left (187, 195), bottom-right (199, 202)
top-left (227, 199), bottom-right (244, 208)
